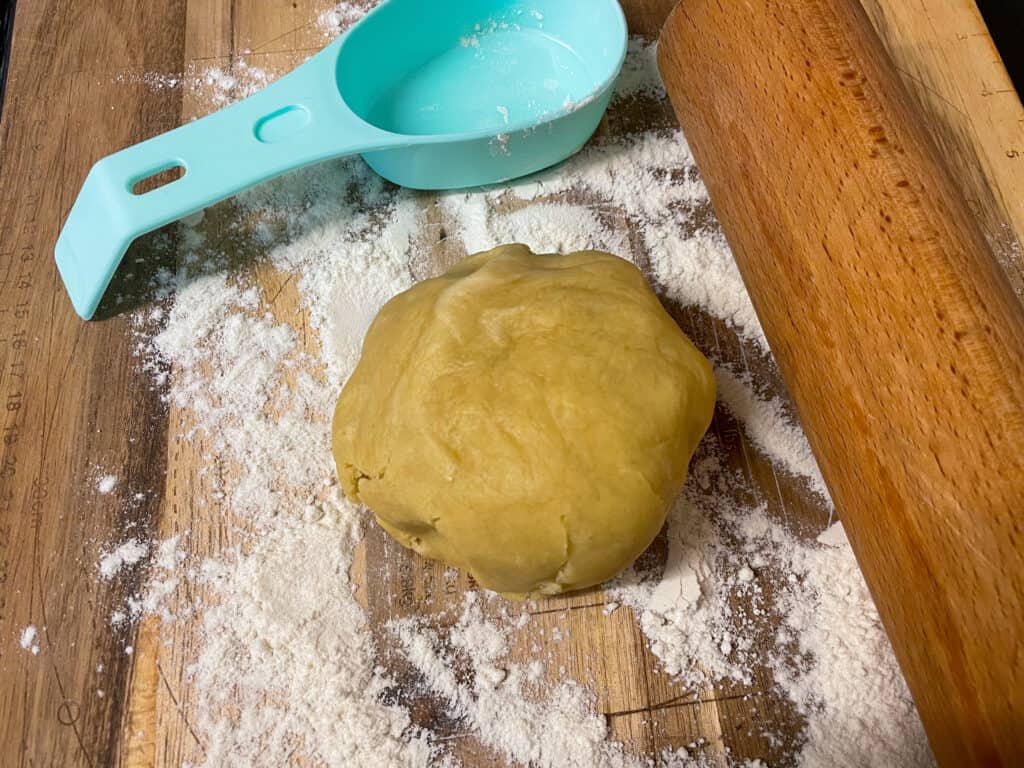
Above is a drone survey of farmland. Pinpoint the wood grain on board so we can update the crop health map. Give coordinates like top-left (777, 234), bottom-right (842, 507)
top-left (0, 1), bottom-right (1019, 766)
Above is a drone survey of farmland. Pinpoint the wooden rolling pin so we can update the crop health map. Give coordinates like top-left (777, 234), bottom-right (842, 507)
top-left (658, 1), bottom-right (1024, 765)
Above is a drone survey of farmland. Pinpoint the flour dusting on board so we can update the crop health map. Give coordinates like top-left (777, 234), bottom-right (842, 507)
top-left (391, 595), bottom-right (642, 768)
top-left (714, 367), bottom-right (830, 500)
top-left (96, 473), bottom-right (118, 494)
top-left (97, 538), bottom-right (149, 580)
top-left (87, 15), bottom-right (937, 768)
top-left (19, 625), bottom-right (40, 655)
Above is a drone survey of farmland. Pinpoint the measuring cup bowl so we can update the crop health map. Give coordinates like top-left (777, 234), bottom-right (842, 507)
top-left (341, 0), bottom-right (627, 189)
top-left (55, 0), bottom-right (627, 319)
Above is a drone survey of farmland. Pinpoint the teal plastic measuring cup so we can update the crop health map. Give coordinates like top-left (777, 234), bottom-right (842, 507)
top-left (55, 0), bottom-right (628, 319)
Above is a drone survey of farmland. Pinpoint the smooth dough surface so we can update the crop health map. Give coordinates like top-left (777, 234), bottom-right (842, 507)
top-left (332, 244), bottom-right (716, 598)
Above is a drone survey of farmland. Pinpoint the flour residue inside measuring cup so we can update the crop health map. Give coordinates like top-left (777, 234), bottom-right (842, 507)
top-left (364, 14), bottom-right (595, 135)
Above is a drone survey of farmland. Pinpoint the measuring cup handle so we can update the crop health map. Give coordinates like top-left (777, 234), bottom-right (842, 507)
top-left (55, 44), bottom-right (395, 319)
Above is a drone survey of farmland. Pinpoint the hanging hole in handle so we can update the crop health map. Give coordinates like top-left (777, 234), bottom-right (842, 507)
top-left (131, 163), bottom-right (186, 195)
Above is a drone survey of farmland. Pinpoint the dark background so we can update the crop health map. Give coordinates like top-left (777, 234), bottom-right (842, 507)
top-left (0, 1), bottom-right (1020, 129)
top-left (977, 0), bottom-right (1024, 95)
top-left (0, 0), bottom-right (14, 116)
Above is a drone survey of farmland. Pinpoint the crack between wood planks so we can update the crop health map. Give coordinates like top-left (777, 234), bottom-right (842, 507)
top-left (603, 689), bottom-right (766, 720)
top-left (36, 564), bottom-right (96, 767)
top-left (157, 661), bottom-right (206, 753)
top-left (248, 22), bottom-right (317, 56)
top-left (266, 273), bottom-right (295, 306)
top-left (526, 600), bottom-right (609, 616)
top-left (228, 0), bottom-right (238, 69)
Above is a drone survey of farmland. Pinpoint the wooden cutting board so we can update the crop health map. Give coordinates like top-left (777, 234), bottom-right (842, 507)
top-left (0, 1), bottom-right (1020, 765)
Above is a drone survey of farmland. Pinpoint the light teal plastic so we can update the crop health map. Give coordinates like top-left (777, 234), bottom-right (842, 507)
top-left (55, 0), bottom-right (628, 319)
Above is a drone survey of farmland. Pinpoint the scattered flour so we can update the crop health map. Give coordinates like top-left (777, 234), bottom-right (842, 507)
top-left (778, 524), bottom-right (934, 768)
top-left (436, 131), bottom-right (765, 345)
top-left (96, 474), bottom-right (118, 494)
top-left (98, 538), bottom-right (149, 580)
top-left (816, 521), bottom-right (848, 548)
top-left (114, 60), bottom-right (272, 111)
top-left (714, 367), bottom-right (830, 498)
top-left (114, 1), bottom-right (377, 114)
top-left (392, 596), bottom-right (641, 768)
top-left (318, 1), bottom-right (376, 39)
top-left (189, 497), bottom-right (433, 767)
top-left (19, 625), bottom-right (40, 655)
top-left (610, 465), bottom-right (933, 768)
top-left (99, 16), bottom-right (935, 768)
top-left (615, 38), bottom-right (665, 102)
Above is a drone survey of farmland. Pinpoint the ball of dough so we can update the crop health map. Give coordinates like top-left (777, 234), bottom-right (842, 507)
top-left (332, 244), bottom-right (715, 598)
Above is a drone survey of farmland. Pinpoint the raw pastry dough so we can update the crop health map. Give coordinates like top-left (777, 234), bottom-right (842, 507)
top-left (332, 244), bottom-right (715, 598)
